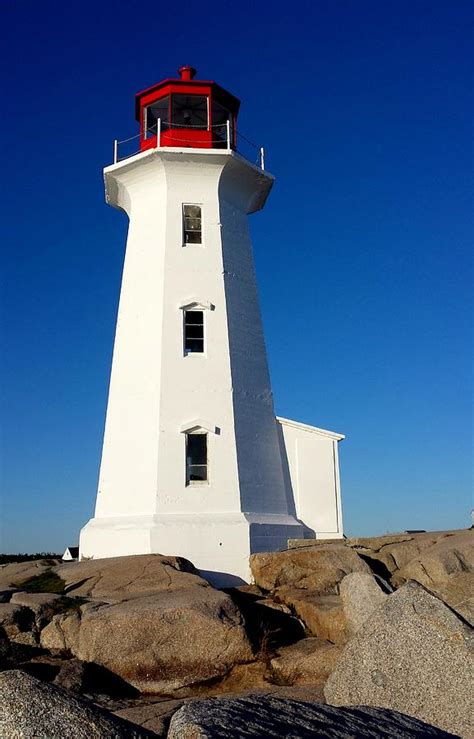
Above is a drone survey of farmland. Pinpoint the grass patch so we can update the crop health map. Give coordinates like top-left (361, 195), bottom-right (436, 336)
top-left (11, 571), bottom-right (66, 594)
top-left (50, 596), bottom-right (88, 614)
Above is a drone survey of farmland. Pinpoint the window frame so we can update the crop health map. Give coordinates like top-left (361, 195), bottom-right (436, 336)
top-left (143, 96), bottom-right (170, 140)
top-left (185, 431), bottom-right (209, 486)
top-left (182, 203), bottom-right (203, 246)
top-left (183, 309), bottom-right (205, 356)
top-left (171, 93), bottom-right (209, 131)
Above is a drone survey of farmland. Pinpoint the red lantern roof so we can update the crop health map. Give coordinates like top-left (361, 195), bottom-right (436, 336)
top-left (135, 67), bottom-right (240, 152)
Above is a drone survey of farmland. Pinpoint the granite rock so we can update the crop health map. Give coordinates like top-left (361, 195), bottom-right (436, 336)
top-left (0, 670), bottom-right (157, 738)
top-left (0, 559), bottom-right (59, 592)
top-left (41, 587), bottom-right (254, 693)
top-left (168, 694), bottom-right (456, 738)
top-left (339, 572), bottom-right (387, 636)
top-left (324, 580), bottom-right (473, 737)
top-left (56, 553), bottom-right (207, 602)
top-left (250, 545), bottom-right (370, 593)
top-left (391, 530), bottom-right (474, 623)
top-left (276, 591), bottom-right (347, 644)
top-left (10, 591), bottom-right (61, 610)
top-left (268, 637), bottom-right (340, 686)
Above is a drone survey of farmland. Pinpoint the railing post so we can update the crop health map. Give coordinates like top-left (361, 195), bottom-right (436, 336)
top-left (260, 147), bottom-right (265, 170)
top-left (226, 119), bottom-right (231, 150)
top-left (157, 118), bottom-right (161, 148)
top-left (113, 139), bottom-right (118, 164)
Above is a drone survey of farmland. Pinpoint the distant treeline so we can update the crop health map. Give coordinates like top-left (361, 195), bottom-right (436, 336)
top-left (0, 553), bottom-right (61, 565)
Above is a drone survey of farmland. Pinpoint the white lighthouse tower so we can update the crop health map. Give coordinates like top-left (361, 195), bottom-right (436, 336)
top-left (80, 67), bottom-right (344, 583)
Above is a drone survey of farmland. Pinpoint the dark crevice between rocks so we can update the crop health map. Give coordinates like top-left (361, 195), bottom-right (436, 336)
top-left (0, 628), bottom-right (46, 670)
top-left (452, 550), bottom-right (469, 573)
top-left (18, 658), bottom-right (140, 699)
top-left (357, 553), bottom-right (393, 586)
top-left (224, 588), bottom-right (305, 656)
top-left (63, 577), bottom-right (92, 596)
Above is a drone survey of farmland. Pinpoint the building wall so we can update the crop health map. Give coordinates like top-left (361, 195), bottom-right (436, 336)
top-left (276, 417), bottom-right (344, 539)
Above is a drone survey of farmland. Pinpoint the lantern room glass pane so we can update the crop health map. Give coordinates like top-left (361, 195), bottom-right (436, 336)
top-left (212, 99), bottom-right (231, 143)
top-left (144, 96), bottom-right (170, 138)
top-left (172, 95), bottom-right (208, 129)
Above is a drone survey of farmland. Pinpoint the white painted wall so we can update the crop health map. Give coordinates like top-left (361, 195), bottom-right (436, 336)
top-left (276, 417), bottom-right (344, 539)
top-left (79, 148), bottom-right (304, 583)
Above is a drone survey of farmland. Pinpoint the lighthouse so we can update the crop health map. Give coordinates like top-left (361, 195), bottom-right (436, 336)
top-left (79, 67), bottom-right (344, 584)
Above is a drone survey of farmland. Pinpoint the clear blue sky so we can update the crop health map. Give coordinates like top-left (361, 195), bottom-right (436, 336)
top-left (1, 0), bottom-right (472, 553)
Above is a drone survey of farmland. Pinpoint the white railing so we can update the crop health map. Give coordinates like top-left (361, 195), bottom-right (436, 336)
top-left (112, 119), bottom-right (265, 170)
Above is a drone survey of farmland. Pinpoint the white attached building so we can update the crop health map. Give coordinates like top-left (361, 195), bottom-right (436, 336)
top-left (79, 67), bottom-right (344, 584)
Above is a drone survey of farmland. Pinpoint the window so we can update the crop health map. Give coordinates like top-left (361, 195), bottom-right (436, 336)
top-left (184, 310), bottom-right (204, 353)
top-left (144, 96), bottom-right (170, 139)
top-left (172, 94), bottom-right (208, 129)
top-left (183, 204), bottom-right (202, 244)
top-left (186, 432), bottom-right (208, 484)
top-left (212, 99), bottom-right (232, 144)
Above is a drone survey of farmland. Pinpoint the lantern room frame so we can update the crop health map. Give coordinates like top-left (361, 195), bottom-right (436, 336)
top-left (135, 66), bottom-right (240, 152)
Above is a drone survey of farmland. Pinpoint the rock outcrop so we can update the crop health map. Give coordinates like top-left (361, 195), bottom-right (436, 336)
top-left (250, 544), bottom-right (371, 593)
top-left (41, 586), bottom-right (254, 693)
top-left (0, 670), bottom-right (157, 738)
top-left (168, 694), bottom-right (456, 738)
top-left (250, 545), bottom-right (372, 643)
top-left (56, 553), bottom-right (205, 602)
top-left (324, 580), bottom-right (473, 737)
top-left (0, 559), bottom-right (59, 593)
top-left (0, 531), bottom-right (471, 734)
top-left (391, 530), bottom-right (474, 624)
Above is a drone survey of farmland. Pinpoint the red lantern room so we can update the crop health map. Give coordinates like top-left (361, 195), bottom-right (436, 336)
top-left (135, 66), bottom-right (240, 152)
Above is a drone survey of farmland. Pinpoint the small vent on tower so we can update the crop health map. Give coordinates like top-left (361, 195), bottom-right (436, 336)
top-left (178, 65), bottom-right (197, 81)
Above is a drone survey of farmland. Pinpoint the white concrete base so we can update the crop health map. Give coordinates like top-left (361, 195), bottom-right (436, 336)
top-left (79, 512), bottom-right (304, 586)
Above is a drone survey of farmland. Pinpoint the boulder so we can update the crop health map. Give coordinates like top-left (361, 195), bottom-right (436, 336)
top-left (339, 572), bottom-right (387, 636)
top-left (0, 670), bottom-right (157, 738)
top-left (324, 581), bottom-right (473, 737)
top-left (42, 588), bottom-right (254, 693)
top-left (168, 694), bottom-right (456, 737)
top-left (250, 545), bottom-right (371, 593)
top-left (268, 637), bottom-right (340, 686)
top-left (348, 530), bottom-right (466, 577)
top-left (287, 530), bottom-right (469, 581)
top-left (10, 591), bottom-right (61, 610)
top-left (276, 591), bottom-right (347, 644)
top-left (56, 553), bottom-right (207, 602)
top-left (434, 571), bottom-right (473, 625)
top-left (391, 530), bottom-right (474, 623)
